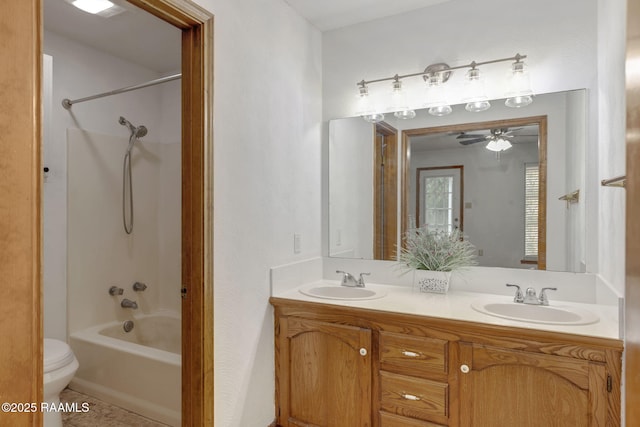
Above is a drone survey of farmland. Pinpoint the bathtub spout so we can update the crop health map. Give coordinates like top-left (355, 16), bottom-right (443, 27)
top-left (121, 299), bottom-right (138, 309)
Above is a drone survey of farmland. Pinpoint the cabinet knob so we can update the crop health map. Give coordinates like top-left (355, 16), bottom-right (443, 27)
top-left (401, 350), bottom-right (422, 358)
top-left (460, 364), bottom-right (470, 374)
top-left (359, 348), bottom-right (367, 356)
top-left (401, 393), bottom-right (421, 401)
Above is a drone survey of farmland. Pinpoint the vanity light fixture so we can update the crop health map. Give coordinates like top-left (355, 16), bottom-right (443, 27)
top-left (424, 71), bottom-right (452, 116)
top-left (390, 77), bottom-right (416, 120)
top-left (505, 54), bottom-right (534, 108)
top-left (463, 64), bottom-right (491, 112)
top-left (355, 53), bottom-right (532, 122)
top-left (356, 82), bottom-right (385, 123)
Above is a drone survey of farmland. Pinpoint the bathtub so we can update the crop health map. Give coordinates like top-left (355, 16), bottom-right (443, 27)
top-left (69, 312), bottom-right (181, 426)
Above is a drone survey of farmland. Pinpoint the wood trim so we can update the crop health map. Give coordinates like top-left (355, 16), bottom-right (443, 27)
top-left (0, 1), bottom-right (43, 425)
top-left (401, 116), bottom-right (548, 270)
top-left (626, 0), bottom-right (640, 422)
top-left (414, 165), bottom-right (464, 232)
top-left (374, 122), bottom-right (398, 260)
top-left (128, 2), bottom-right (213, 424)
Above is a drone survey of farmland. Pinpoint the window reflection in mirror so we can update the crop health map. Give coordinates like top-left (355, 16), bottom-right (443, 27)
top-left (328, 90), bottom-right (586, 273)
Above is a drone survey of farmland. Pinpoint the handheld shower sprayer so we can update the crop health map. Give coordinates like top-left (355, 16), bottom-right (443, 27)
top-left (118, 116), bottom-right (148, 235)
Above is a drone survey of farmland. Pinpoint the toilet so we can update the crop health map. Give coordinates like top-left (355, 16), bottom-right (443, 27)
top-left (43, 338), bottom-right (79, 427)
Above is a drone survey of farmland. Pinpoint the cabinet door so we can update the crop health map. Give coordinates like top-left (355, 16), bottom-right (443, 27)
top-left (277, 317), bottom-right (372, 427)
top-left (458, 343), bottom-right (607, 427)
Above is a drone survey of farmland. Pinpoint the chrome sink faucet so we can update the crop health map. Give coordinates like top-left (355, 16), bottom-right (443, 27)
top-left (336, 270), bottom-right (369, 287)
top-left (506, 284), bottom-right (557, 306)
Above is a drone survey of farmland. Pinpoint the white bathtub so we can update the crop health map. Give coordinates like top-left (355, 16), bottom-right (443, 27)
top-left (69, 312), bottom-right (181, 426)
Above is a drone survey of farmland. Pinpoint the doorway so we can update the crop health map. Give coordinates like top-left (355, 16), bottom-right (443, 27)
top-left (0, 1), bottom-right (213, 425)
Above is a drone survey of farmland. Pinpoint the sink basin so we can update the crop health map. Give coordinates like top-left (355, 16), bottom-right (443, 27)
top-left (300, 286), bottom-right (386, 301)
top-left (471, 300), bottom-right (599, 325)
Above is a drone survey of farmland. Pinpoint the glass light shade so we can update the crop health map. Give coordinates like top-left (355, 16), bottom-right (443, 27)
top-left (363, 113), bottom-right (385, 123)
top-left (72, 0), bottom-right (114, 14)
top-left (424, 75), bottom-right (452, 116)
top-left (428, 105), bottom-right (453, 116)
top-left (505, 61), bottom-right (533, 108)
top-left (356, 85), bottom-right (385, 123)
top-left (505, 95), bottom-right (533, 108)
top-left (394, 109), bottom-right (416, 119)
top-left (463, 68), bottom-right (491, 112)
top-left (389, 79), bottom-right (415, 119)
top-left (465, 100), bottom-right (491, 112)
top-left (486, 138), bottom-right (512, 152)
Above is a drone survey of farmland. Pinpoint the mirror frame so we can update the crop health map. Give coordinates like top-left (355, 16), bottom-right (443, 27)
top-left (401, 115), bottom-right (548, 270)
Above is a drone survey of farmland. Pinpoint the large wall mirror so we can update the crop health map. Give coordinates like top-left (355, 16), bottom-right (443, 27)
top-left (329, 89), bottom-right (587, 273)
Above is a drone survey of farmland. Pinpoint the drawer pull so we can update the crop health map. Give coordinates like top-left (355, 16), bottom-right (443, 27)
top-left (460, 364), bottom-right (470, 374)
top-left (401, 393), bottom-right (421, 401)
top-left (359, 348), bottom-right (368, 356)
top-left (401, 350), bottom-right (422, 358)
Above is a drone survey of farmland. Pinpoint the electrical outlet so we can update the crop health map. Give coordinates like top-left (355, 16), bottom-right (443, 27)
top-left (294, 233), bottom-right (301, 254)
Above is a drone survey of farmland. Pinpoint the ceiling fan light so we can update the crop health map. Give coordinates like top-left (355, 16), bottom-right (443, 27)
top-left (486, 137), bottom-right (512, 152)
top-left (72, 0), bottom-right (114, 14)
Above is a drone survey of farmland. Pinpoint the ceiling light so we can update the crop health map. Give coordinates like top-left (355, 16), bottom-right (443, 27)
top-left (72, 0), bottom-right (115, 14)
top-left (463, 67), bottom-right (491, 112)
top-left (486, 137), bottom-right (512, 152)
top-left (505, 56), bottom-right (533, 108)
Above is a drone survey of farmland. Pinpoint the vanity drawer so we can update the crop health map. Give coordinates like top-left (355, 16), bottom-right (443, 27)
top-left (380, 371), bottom-right (448, 423)
top-left (380, 411), bottom-right (446, 427)
top-left (379, 331), bottom-right (448, 377)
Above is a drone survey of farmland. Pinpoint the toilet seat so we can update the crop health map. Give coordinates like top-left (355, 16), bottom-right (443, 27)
top-left (44, 339), bottom-right (75, 373)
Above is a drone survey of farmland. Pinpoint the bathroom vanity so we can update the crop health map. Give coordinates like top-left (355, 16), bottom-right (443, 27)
top-left (270, 283), bottom-right (622, 427)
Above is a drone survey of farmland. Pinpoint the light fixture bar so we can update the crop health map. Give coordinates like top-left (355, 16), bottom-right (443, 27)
top-left (357, 53), bottom-right (527, 86)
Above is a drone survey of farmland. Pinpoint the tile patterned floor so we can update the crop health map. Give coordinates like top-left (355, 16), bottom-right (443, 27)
top-left (60, 388), bottom-right (170, 427)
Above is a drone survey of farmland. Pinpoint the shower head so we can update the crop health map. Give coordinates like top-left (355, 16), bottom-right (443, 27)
top-left (119, 116), bottom-right (147, 139)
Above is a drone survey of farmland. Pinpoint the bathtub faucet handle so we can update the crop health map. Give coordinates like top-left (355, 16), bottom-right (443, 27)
top-left (109, 286), bottom-right (124, 296)
top-left (132, 282), bottom-right (147, 292)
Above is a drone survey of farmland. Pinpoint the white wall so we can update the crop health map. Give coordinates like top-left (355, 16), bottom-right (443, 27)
top-left (190, 0), bottom-right (322, 425)
top-left (43, 30), bottom-right (181, 339)
top-left (596, 0), bottom-right (627, 295)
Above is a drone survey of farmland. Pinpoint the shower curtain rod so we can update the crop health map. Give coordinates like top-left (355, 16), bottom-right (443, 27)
top-left (62, 73), bottom-right (182, 109)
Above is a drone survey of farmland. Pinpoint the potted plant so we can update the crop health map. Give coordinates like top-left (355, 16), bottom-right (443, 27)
top-left (397, 226), bottom-right (477, 293)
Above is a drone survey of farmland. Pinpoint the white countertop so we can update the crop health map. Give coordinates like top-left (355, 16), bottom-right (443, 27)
top-left (273, 280), bottom-right (621, 341)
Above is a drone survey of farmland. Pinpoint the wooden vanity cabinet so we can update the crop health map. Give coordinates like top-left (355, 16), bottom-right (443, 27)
top-left (271, 298), bottom-right (622, 427)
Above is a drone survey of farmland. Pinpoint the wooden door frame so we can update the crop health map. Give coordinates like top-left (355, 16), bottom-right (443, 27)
top-left (0, 1), bottom-right (213, 425)
top-left (373, 121), bottom-right (398, 260)
top-left (401, 116), bottom-right (547, 270)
